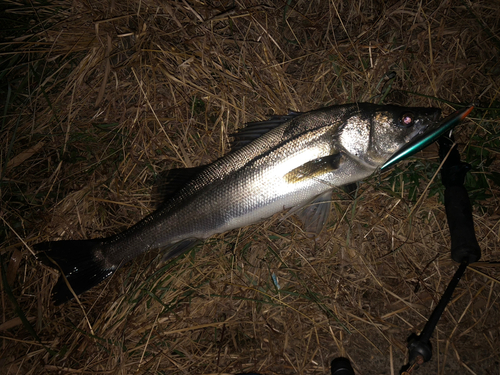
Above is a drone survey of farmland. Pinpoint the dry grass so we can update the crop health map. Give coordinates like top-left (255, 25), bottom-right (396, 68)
top-left (1, 0), bottom-right (500, 374)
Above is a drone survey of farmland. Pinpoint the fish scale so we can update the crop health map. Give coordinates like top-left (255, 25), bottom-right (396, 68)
top-left (35, 103), bottom-right (441, 304)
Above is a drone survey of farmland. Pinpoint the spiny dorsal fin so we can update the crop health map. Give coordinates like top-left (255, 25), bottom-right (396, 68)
top-left (230, 112), bottom-right (302, 152)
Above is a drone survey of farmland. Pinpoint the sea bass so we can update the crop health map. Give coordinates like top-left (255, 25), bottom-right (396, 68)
top-left (36, 103), bottom-right (440, 304)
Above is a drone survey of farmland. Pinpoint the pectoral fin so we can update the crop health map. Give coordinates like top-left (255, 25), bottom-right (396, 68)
top-left (285, 153), bottom-right (342, 184)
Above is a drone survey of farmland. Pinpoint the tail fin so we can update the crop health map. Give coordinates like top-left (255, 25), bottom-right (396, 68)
top-left (35, 240), bottom-right (116, 305)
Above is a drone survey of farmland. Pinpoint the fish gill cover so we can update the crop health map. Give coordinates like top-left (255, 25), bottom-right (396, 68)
top-left (1, 1), bottom-right (499, 374)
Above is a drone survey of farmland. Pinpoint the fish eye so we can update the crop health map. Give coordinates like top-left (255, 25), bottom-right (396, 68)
top-left (399, 112), bottom-right (415, 127)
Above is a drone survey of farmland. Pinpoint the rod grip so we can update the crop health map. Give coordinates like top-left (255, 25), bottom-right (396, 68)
top-left (444, 185), bottom-right (481, 263)
top-left (438, 137), bottom-right (481, 264)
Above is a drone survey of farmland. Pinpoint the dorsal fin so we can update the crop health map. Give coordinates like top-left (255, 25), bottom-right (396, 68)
top-left (151, 166), bottom-right (205, 208)
top-left (231, 112), bottom-right (302, 151)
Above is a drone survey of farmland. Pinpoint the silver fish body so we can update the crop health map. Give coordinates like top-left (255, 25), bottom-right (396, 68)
top-left (36, 103), bottom-right (440, 304)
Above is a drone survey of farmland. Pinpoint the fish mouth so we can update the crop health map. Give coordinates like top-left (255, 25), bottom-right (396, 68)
top-left (419, 108), bottom-right (442, 134)
top-left (406, 108), bottom-right (442, 141)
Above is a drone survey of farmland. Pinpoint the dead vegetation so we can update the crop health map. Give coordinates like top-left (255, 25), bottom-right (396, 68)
top-left (1, 0), bottom-right (500, 374)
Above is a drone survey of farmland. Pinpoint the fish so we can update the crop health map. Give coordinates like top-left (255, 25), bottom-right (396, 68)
top-left (35, 103), bottom-right (441, 304)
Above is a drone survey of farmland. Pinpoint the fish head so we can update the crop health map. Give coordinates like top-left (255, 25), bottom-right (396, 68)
top-left (339, 104), bottom-right (441, 167)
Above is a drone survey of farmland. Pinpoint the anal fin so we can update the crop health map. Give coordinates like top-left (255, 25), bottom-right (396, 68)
top-left (162, 238), bottom-right (200, 261)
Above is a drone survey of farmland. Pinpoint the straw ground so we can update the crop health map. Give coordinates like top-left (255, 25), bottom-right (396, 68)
top-left (1, 1), bottom-right (499, 374)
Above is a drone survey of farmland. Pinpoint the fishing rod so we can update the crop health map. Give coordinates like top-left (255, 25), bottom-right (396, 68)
top-left (239, 105), bottom-right (479, 375)
top-left (329, 105), bottom-right (480, 375)
top-left (400, 133), bottom-right (481, 374)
